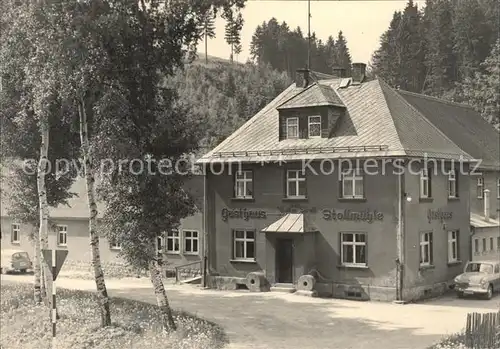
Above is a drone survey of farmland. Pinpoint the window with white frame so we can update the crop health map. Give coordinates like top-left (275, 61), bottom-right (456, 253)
top-left (447, 230), bottom-right (459, 263)
top-left (497, 178), bottom-right (500, 199)
top-left (420, 232), bottom-right (433, 266)
top-left (448, 170), bottom-right (458, 198)
top-left (156, 235), bottom-right (164, 258)
top-left (482, 238), bottom-right (487, 252)
top-left (341, 168), bottom-right (364, 199)
top-left (340, 232), bottom-right (367, 266)
top-left (166, 230), bottom-right (180, 254)
top-left (233, 230), bottom-right (255, 260)
top-left (184, 230), bottom-right (199, 254)
top-left (11, 223), bottom-right (20, 244)
top-left (57, 225), bottom-right (67, 246)
top-left (109, 238), bottom-right (121, 250)
top-left (234, 170), bottom-right (253, 199)
top-left (286, 117), bottom-right (299, 139)
top-left (420, 168), bottom-right (431, 198)
top-left (474, 238), bottom-right (479, 254)
top-left (308, 115), bottom-right (321, 138)
top-left (477, 177), bottom-right (484, 198)
top-left (286, 169), bottom-right (306, 198)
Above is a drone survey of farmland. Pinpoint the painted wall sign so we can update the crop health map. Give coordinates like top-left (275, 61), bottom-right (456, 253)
top-left (277, 205), bottom-right (317, 214)
top-left (221, 208), bottom-right (266, 221)
top-left (427, 209), bottom-right (453, 221)
top-left (322, 209), bottom-right (383, 223)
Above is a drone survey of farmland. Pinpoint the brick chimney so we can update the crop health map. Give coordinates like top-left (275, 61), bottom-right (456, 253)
top-left (484, 189), bottom-right (490, 222)
top-left (331, 67), bottom-right (346, 78)
top-left (295, 68), bottom-right (311, 88)
top-left (351, 63), bottom-right (366, 84)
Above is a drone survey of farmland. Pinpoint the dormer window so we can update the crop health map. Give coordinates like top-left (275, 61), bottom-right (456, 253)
top-left (308, 116), bottom-right (321, 138)
top-left (286, 117), bottom-right (299, 139)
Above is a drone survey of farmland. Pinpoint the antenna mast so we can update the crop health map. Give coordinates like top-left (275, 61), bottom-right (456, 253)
top-left (307, 0), bottom-right (311, 70)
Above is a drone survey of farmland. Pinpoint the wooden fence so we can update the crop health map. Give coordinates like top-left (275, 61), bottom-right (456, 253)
top-left (465, 312), bottom-right (500, 349)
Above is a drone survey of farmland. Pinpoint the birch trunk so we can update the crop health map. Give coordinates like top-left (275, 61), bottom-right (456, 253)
top-left (149, 260), bottom-right (176, 332)
top-left (33, 223), bottom-right (41, 304)
top-left (37, 117), bottom-right (51, 307)
top-left (78, 99), bottom-right (111, 327)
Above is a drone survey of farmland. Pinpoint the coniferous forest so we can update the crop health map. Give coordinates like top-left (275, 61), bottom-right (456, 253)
top-left (183, 0), bottom-right (498, 150)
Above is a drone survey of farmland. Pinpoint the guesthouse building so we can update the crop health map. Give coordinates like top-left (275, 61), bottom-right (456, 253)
top-left (197, 65), bottom-right (498, 302)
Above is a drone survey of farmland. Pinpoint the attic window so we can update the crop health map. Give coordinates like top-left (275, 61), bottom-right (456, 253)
top-left (286, 117), bottom-right (299, 139)
top-left (308, 116), bottom-right (321, 138)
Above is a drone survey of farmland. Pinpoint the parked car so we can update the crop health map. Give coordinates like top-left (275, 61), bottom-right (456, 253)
top-left (1, 249), bottom-right (33, 274)
top-left (454, 260), bottom-right (500, 299)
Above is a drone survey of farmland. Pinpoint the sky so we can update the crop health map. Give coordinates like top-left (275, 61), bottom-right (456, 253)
top-left (199, 0), bottom-right (424, 65)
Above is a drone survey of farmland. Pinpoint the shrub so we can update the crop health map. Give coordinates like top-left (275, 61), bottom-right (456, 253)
top-left (1, 283), bottom-right (228, 349)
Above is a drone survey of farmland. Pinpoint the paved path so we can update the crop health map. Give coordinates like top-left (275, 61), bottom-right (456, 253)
top-left (2, 274), bottom-right (499, 349)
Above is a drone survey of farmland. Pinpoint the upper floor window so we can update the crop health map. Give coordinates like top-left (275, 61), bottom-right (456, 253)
top-left (477, 177), bottom-right (484, 198)
top-left (490, 237), bottom-right (494, 251)
top-left (57, 225), bottom-right (67, 246)
top-left (497, 178), bottom-right (500, 199)
top-left (308, 116), bottom-right (321, 138)
top-left (474, 238), bottom-right (479, 254)
top-left (482, 238), bottom-right (487, 252)
top-left (420, 168), bottom-right (432, 199)
top-left (183, 230), bottom-right (199, 255)
top-left (286, 169), bottom-right (306, 198)
top-left (11, 223), bottom-right (20, 244)
top-left (341, 168), bottom-right (363, 199)
top-left (234, 170), bottom-right (253, 199)
top-left (420, 231), bottom-right (433, 267)
top-left (286, 117), bottom-right (299, 139)
top-left (448, 170), bottom-right (458, 198)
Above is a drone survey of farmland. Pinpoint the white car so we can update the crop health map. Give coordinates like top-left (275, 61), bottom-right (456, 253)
top-left (454, 260), bottom-right (500, 300)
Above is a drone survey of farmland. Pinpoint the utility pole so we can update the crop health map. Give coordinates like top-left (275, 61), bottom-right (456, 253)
top-left (307, 0), bottom-right (311, 70)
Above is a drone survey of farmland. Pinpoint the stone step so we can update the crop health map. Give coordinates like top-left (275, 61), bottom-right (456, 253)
top-left (180, 276), bottom-right (202, 284)
top-left (271, 283), bottom-right (296, 293)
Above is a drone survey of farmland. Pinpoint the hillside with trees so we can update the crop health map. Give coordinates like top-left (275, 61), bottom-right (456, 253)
top-left (172, 59), bottom-right (291, 149)
top-left (249, 18), bottom-right (353, 78)
top-left (371, 0), bottom-right (499, 127)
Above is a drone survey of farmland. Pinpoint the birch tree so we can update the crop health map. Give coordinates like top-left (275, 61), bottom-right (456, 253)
top-left (0, 1), bottom-right (77, 305)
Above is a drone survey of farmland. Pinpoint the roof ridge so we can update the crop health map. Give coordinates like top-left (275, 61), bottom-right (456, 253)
top-left (276, 82), bottom-right (317, 109)
top-left (397, 89), bottom-right (475, 110)
top-left (204, 84), bottom-right (297, 157)
top-left (378, 78), bottom-right (473, 159)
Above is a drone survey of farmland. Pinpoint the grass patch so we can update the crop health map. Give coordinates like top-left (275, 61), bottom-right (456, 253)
top-left (1, 283), bottom-right (228, 349)
top-left (427, 333), bottom-right (467, 349)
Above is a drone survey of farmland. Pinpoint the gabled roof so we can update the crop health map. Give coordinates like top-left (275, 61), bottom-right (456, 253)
top-left (470, 213), bottom-right (500, 228)
top-left (277, 83), bottom-right (345, 110)
top-left (198, 76), bottom-right (473, 163)
top-left (398, 90), bottom-right (500, 169)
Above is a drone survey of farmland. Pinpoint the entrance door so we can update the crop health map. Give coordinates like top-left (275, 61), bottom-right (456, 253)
top-left (276, 238), bottom-right (294, 283)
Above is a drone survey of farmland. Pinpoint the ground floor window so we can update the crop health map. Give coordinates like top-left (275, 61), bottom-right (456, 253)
top-left (340, 232), bottom-right (367, 266)
top-left (11, 223), bottom-right (20, 244)
top-left (57, 225), bottom-right (67, 246)
top-left (447, 230), bottom-right (459, 263)
top-left (233, 230), bottom-right (255, 261)
top-left (184, 230), bottom-right (199, 254)
top-left (166, 230), bottom-right (180, 254)
top-left (474, 238), bottom-right (479, 254)
top-left (420, 232), bottom-right (433, 266)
